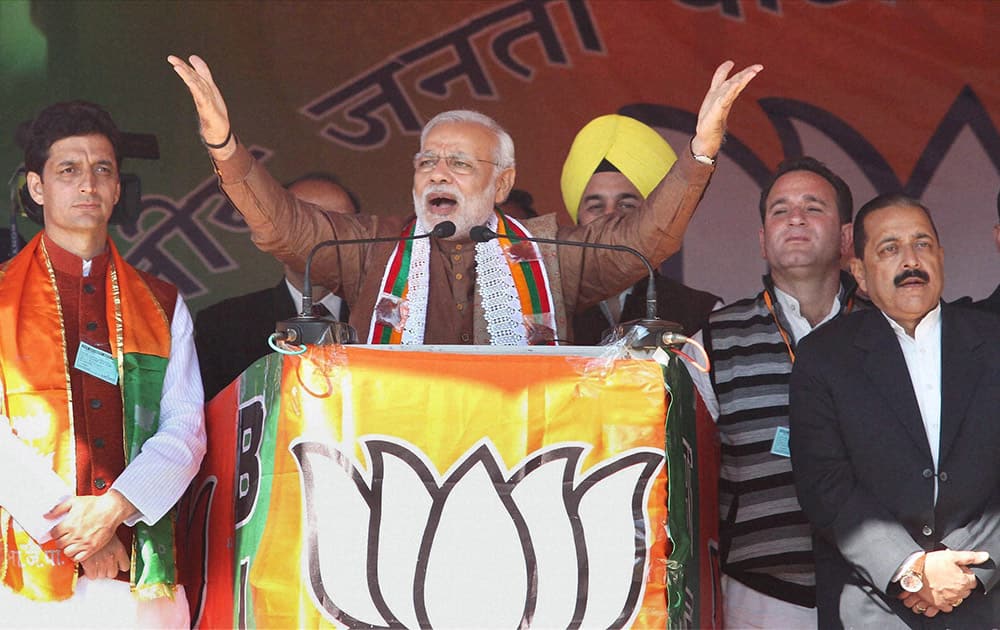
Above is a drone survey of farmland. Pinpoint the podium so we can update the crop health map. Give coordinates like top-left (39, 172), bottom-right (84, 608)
top-left (178, 345), bottom-right (719, 629)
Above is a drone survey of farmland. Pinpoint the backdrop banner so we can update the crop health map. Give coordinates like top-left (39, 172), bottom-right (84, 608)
top-left (3, 1), bottom-right (997, 311)
top-left (178, 345), bottom-right (722, 628)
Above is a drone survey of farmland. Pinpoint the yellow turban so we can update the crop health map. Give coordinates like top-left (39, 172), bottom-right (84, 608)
top-left (560, 115), bottom-right (677, 223)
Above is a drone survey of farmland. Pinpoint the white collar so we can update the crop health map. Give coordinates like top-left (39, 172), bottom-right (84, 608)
top-left (773, 285), bottom-right (842, 344)
top-left (884, 302), bottom-right (942, 341)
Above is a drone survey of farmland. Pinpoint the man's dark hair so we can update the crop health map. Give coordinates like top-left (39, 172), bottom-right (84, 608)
top-left (758, 156), bottom-right (853, 224)
top-left (853, 193), bottom-right (939, 258)
top-left (285, 172), bottom-right (361, 213)
top-left (23, 101), bottom-right (122, 176)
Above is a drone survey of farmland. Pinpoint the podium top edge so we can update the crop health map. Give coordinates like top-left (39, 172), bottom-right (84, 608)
top-left (330, 344), bottom-right (616, 357)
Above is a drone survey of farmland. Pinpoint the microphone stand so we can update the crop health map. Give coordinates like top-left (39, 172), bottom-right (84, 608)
top-left (470, 225), bottom-right (683, 350)
top-left (273, 220), bottom-right (456, 349)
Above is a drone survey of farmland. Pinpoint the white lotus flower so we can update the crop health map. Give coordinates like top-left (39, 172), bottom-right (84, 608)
top-left (289, 438), bottom-right (664, 629)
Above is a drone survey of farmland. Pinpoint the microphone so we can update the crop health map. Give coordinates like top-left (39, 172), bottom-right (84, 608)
top-left (272, 220), bottom-right (456, 349)
top-left (470, 225), bottom-right (682, 349)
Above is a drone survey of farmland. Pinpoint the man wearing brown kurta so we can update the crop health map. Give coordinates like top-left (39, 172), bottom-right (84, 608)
top-left (169, 55), bottom-right (762, 344)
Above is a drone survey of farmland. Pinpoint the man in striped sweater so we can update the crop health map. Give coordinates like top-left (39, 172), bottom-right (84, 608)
top-left (687, 157), bottom-right (861, 628)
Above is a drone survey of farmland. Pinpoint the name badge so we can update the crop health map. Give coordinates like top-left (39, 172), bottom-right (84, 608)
top-left (74, 342), bottom-right (119, 385)
top-left (770, 426), bottom-right (791, 458)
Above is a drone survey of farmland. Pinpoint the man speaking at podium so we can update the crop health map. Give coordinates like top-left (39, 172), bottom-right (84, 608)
top-left (170, 55), bottom-right (760, 345)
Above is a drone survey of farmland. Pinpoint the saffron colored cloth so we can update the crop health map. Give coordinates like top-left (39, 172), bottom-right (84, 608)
top-left (191, 346), bottom-right (672, 629)
top-left (0, 235), bottom-right (205, 609)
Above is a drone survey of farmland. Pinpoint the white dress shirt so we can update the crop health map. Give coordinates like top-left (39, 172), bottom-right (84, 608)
top-left (773, 286), bottom-right (842, 346)
top-left (0, 297), bottom-right (206, 533)
top-left (884, 304), bottom-right (942, 584)
top-left (885, 304), bottom-right (942, 498)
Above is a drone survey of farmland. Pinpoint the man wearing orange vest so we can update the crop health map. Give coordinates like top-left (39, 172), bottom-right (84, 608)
top-left (0, 101), bottom-right (206, 627)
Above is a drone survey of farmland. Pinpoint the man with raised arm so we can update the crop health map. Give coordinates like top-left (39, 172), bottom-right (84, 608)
top-left (195, 172), bottom-right (359, 399)
top-left (168, 55), bottom-right (760, 345)
top-left (560, 114), bottom-right (721, 344)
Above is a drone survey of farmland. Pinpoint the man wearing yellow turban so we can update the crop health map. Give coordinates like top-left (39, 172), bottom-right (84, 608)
top-left (561, 115), bottom-right (720, 344)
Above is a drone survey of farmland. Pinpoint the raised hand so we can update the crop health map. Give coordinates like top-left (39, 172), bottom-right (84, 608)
top-left (80, 535), bottom-right (130, 580)
top-left (691, 60), bottom-right (763, 159)
top-left (167, 54), bottom-right (235, 157)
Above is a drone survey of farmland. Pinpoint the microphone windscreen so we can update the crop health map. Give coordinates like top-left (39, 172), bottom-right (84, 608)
top-left (432, 220), bottom-right (456, 238)
top-left (469, 225), bottom-right (496, 242)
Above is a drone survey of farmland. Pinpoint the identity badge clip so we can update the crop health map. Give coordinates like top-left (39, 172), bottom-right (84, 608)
top-left (770, 426), bottom-right (791, 458)
top-left (74, 342), bottom-right (119, 385)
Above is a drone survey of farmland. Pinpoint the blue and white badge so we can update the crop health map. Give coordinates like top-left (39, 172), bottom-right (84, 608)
top-left (770, 426), bottom-right (791, 458)
top-left (74, 342), bottom-right (119, 385)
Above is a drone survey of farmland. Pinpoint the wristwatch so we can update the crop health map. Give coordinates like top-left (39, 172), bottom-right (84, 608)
top-left (900, 553), bottom-right (926, 593)
top-left (689, 140), bottom-right (717, 166)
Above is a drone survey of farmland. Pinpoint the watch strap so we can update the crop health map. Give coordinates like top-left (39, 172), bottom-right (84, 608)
top-left (689, 139), bottom-right (717, 166)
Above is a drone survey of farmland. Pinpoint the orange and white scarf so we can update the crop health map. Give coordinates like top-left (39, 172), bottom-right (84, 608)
top-left (367, 211), bottom-right (558, 345)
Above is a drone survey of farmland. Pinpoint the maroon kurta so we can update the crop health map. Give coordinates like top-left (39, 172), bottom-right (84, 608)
top-left (45, 236), bottom-right (177, 580)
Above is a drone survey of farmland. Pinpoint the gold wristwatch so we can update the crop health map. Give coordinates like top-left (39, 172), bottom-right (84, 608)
top-left (900, 553), bottom-right (926, 593)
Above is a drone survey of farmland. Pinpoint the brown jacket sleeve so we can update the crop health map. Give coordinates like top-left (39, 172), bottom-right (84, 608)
top-left (212, 141), bottom-right (381, 303)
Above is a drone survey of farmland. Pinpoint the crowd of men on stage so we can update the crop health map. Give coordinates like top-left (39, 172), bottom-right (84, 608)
top-left (0, 54), bottom-right (997, 628)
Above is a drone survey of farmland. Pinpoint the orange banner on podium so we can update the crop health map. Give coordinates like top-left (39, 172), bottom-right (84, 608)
top-left (183, 346), bottom-right (671, 628)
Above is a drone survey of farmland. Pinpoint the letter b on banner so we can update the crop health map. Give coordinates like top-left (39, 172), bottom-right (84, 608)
top-left (236, 398), bottom-right (265, 528)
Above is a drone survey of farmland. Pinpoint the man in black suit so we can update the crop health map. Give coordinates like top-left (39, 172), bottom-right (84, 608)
top-left (971, 190), bottom-right (1000, 315)
top-left (790, 194), bottom-right (1000, 628)
top-left (195, 173), bottom-right (357, 399)
top-left (953, 189), bottom-right (1000, 316)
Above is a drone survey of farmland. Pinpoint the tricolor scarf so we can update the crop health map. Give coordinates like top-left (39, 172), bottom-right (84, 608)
top-left (367, 211), bottom-right (558, 344)
top-left (0, 234), bottom-right (176, 601)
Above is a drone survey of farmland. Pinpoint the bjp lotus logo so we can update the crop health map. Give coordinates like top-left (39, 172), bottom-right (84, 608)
top-left (290, 438), bottom-right (665, 629)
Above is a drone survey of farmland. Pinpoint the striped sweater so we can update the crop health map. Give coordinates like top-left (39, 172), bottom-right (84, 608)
top-left (704, 274), bottom-right (859, 607)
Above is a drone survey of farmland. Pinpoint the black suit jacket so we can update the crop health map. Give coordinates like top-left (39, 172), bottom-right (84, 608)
top-left (194, 280), bottom-right (299, 401)
top-left (974, 284), bottom-right (1000, 317)
top-left (789, 304), bottom-right (1000, 628)
top-left (572, 273), bottom-right (719, 345)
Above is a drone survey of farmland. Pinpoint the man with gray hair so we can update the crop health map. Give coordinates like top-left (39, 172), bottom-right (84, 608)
top-left (169, 54), bottom-right (761, 345)
top-left (790, 194), bottom-right (1000, 626)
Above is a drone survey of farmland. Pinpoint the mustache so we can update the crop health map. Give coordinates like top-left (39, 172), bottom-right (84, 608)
top-left (422, 184), bottom-right (464, 204)
top-left (894, 268), bottom-right (930, 286)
